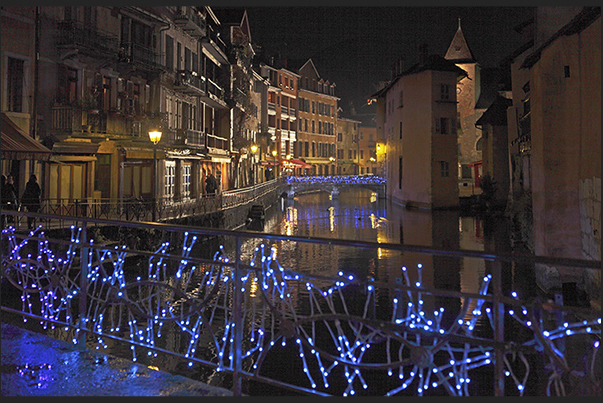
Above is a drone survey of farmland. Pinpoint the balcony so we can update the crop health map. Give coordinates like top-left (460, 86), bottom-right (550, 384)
top-left (206, 134), bottom-right (229, 150)
top-left (56, 20), bottom-right (119, 58)
top-left (174, 70), bottom-right (205, 96)
top-left (172, 128), bottom-right (206, 148)
top-left (173, 10), bottom-right (206, 38)
top-left (200, 78), bottom-right (228, 109)
top-left (201, 33), bottom-right (228, 65)
top-left (51, 105), bottom-right (83, 134)
top-left (119, 42), bottom-right (163, 73)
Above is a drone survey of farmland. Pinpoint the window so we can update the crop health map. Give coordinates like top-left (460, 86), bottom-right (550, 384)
top-left (182, 164), bottom-right (191, 198)
top-left (399, 121), bottom-right (403, 139)
top-left (312, 101), bottom-right (315, 113)
top-left (102, 76), bottom-right (111, 110)
top-left (348, 149), bottom-right (352, 160)
top-left (312, 120), bottom-right (315, 133)
top-left (440, 161), bottom-right (450, 177)
top-left (165, 161), bottom-right (176, 199)
top-left (337, 149), bottom-right (343, 159)
top-left (399, 157), bottom-right (403, 189)
top-left (165, 35), bottom-right (174, 70)
top-left (435, 117), bottom-right (450, 134)
top-left (461, 164), bottom-right (472, 179)
top-left (312, 142), bottom-right (316, 157)
top-left (440, 84), bottom-right (451, 100)
top-left (476, 137), bottom-right (483, 151)
top-left (564, 65), bottom-right (570, 78)
top-left (337, 133), bottom-right (342, 142)
top-left (7, 57), bottom-right (25, 112)
top-left (398, 90), bottom-right (403, 107)
top-left (360, 150), bottom-right (364, 159)
top-left (57, 65), bottom-right (78, 104)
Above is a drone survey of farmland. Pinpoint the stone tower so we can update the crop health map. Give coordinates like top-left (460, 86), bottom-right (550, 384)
top-left (445, 18), bottom-right (483, 193)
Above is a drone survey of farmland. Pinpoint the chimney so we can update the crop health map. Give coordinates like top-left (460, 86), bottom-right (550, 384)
top-left (419, 43), bottom-right (428, 63)
top-left (397, 57), bottom-right (405, 75)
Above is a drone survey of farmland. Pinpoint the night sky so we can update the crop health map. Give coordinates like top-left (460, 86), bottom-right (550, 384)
top-left (233, 5), bottom-right (534, 124)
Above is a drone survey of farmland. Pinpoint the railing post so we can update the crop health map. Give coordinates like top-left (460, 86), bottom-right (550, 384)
top-left (492, 259), bottom-right (505, 396)
top-left (232, 235), bottom-right (243, 395)
top-left (77, 220), bottom-right (89, 350)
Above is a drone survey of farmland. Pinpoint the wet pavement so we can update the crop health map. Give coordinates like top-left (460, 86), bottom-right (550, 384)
top-left (1, 322), bottom-right (233, 396)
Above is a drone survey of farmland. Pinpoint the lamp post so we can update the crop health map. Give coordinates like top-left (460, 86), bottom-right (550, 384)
top-left (251, 144), bottom-right (258, 184)
top-left (149, 130), bottom-right (162, 221)
top-left (271, 149), bottom-right (278, 179)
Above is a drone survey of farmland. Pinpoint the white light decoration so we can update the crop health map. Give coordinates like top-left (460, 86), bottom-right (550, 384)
top-left (0, 225), bottom-right (600, 396)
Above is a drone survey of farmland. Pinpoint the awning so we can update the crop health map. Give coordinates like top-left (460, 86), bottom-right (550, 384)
top-left (1, 112), bottom-right (52, 161)
top-left (283, 158), bottom-right (312, 169)
top-left (52, 140), bottom-right (100, 155)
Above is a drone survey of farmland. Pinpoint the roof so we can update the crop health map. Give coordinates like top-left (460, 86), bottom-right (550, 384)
top-left (1, 112), bottom-right (52, 161)
top-left (445, 18), bottom-right (477, 63)
top-left (475, 67), bottom-right (504, 110)
top-left (475, 95), bottom-right (512, 127)
top-left (371, 54), bottom-right (468, 98)
top-left (521, 6), bottom-right (601, 69)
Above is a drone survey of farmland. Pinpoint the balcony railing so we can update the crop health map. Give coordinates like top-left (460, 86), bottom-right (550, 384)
top-left (173, 9), bottom-right (206, 38)
top-left (119, 42), bottom-right (162, 72)
top-left (172, 128), bottom-right (206, 148)
top-left (174, 70), bottom-right (205, 95)
top-left (201, 31), bottom-right (228, 65)
top-left (56, 20), bottom-right (119, 57)
top-left (51, 104), bottom-right (83, 133)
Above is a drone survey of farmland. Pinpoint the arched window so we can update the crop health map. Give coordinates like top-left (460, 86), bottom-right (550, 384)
top-left (476, 137), bottom-right (483, 151)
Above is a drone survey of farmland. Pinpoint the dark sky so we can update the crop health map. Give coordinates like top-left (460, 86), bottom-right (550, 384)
top-left (231, 5), bottom-right (534, 123)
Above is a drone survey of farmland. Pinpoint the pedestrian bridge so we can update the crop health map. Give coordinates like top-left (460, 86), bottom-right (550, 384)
top-left (282, 174), bottom-right (386, 199)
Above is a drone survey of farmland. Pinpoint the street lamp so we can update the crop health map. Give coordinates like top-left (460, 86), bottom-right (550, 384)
top-left (271, 149), bottom-right (278, 179)
top-left (149, 130), bottom-right (162, 221)
top-left (250, 144), bottom-right (258, 184)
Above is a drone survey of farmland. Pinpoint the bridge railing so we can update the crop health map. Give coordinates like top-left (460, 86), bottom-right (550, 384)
top-left (0, 210), bottom-right (600, 396)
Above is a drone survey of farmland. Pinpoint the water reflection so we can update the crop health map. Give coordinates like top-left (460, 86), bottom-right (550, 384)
top-left (260, 189), bottom-right (489, 324)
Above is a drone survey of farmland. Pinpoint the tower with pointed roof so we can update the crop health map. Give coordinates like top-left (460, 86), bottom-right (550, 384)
top-left (445, 18), bottom-right (484, 195)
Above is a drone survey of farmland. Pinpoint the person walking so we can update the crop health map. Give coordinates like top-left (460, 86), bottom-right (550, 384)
top-left (2, 175), bottom-right (19, 225)
top-left (21, 174), bottom-right (41, 230)
top-left (205, 171), bottom-right (217, 196)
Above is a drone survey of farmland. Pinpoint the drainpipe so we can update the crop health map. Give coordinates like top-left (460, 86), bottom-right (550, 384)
top-left (32, 7), bottom-right (40, 176)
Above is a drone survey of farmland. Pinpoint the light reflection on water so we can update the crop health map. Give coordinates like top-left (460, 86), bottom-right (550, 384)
top-left (262, 188), bottom-right (487, 303)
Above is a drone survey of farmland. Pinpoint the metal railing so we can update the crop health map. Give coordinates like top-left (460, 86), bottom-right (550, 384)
top-left (5, 179), bottom-right (283, 229)
top-left (1, 209), bottom-right (600, 396)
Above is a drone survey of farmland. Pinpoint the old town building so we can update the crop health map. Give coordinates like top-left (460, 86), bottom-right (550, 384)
top-left (336, 115), bottom-right (361, 175)
top-left (518, 6), bottom-right (600, 305)
top-left (2, 6), bottom-right (244, 217)
top-left (257, 62), bottom-right (301, 176)
top-left (1, 7), bottom-right (53, 197)
top-left (296, 59), bottom-right (338, 176)
top-left (373, 54), bottom-right (467, 209)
